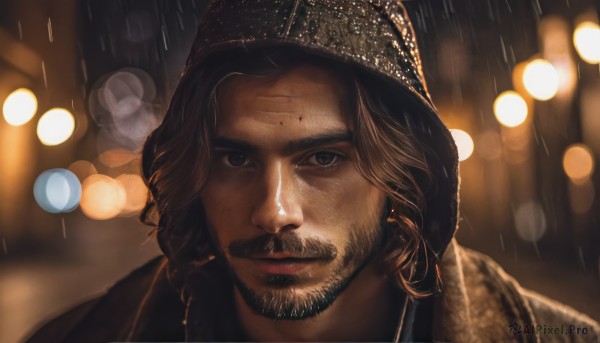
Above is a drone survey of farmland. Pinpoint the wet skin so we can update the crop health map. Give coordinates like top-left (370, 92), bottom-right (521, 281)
top-left (200, 64), bottom-right (396, 341)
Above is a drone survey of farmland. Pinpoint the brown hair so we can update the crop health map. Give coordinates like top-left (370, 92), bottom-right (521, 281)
top-left (141, 46), bottom-right (441, 298)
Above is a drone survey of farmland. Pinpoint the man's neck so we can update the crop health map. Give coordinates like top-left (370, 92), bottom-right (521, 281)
top-left (234, 261), bottom-right (403, 342)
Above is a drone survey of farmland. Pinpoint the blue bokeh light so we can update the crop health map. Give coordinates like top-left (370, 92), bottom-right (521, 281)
top-left (33, 169), bottom-right (82, 213)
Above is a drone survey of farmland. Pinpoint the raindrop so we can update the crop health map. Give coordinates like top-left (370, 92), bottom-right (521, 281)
top-left (176, 12), bottom-right (185, 31)
top-left (486, 0), bottom-right (494, 21)
top-left (532, 0), bottom-right (542, 18)
top-left (47, 17), bottom-right (54, 43)
top-left (161, 25), bottom-right (169, 51)
top-left (504, 0), bottom-right (512, 14)
top-left (42, 60), bottom-right (48, 88)
top-left (578, 246), bottom-right (586, 270)
top-left (540, 135), bottom-right (549, 156)
top-left (87, 1), bottom-right (93, 21)
top-left (80, 58), bottom-right (88, 83)
top-left (442, 0), bottom-right (451, 18)
top-left (17, 20), bottom-right (22, 40)
top-left (533, 240), bottom-right (542, 259)
top-left (499, 35), bottom-right (507, 63)
top-left (2, 238), bottom-right (6, 255)
top-left (448, 0), bottom-right (455, 13)
top-left (61, 217), bottom-right (67, 239)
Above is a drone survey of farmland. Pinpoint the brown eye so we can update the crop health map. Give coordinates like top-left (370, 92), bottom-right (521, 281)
top-left (224, 152), bottom-right (249, 167)
top-left (307, 152), bottom-right (340, 167)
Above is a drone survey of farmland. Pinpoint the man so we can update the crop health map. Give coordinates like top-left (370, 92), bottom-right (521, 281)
top-left (29, 0), bottom-right (599, 342)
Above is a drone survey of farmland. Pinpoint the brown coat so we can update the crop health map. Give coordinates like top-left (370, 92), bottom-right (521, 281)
top-left (27, 240), bottom-right (599, 342)
top-left (434, 241), bottom-right (599, 342)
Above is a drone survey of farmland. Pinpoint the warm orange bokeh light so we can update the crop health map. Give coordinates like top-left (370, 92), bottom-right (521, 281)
top-left (522, 59), bottom-right (559, 101)
top-left (494, 91), bottom-right (528, 128)
top-left (80, 174), bottom-right (126, 220)
top-left (2, 88), bottom-right (37, 126)
top-left (574, 21), bottom-right (600, 64)
top-left (68, 160), bottom-right (98, 183)
top-left (36, 108), bottom-right (75, 146)
top-left (562, 144), bottom-right (595, 183)
top-left (115, 174), bottom-right (148, 216)
top-left (98, 148), bottom-right (138, 168)
top-left (450, 129), bottom-right (474, 162)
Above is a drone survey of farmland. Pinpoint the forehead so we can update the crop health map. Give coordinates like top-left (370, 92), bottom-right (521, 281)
top-left (216, 64), bottom-right (352, 142)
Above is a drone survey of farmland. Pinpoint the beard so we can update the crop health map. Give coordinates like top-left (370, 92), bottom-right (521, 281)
top-left (224, 220), bottom-right (384, 320)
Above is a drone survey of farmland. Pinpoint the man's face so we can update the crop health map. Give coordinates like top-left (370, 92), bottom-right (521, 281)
top-left (200, 64), bottom-right (387, 319)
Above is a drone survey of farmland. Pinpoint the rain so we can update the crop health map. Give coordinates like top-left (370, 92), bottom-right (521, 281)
top-left (0, 0), bottom-right (599, 342)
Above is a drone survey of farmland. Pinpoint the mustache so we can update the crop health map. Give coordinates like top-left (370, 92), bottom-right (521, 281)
top-left (227, 233), bottom-right (338, 261)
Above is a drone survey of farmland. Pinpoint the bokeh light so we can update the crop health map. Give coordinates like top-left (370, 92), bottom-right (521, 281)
top-left (574, 21), bottom-right (600, 64)
top-left (514, 202), bottom-right (547, 242)
top-left (98, 71), bottom-right (145, 119)
top-left (89, 68), bottom-right (160, 151)
top-left (36, 108), bottom-right (75, 146)
top-left (563, 144), bottom-right (595, 183)
top-left (80, 174), bottom-right (126, 220)
top-left (522, 59), bottom-right (559, 101)
top-left (2, 88), bottom-right (37, 126)
top-left (477, 131), bottom-right (503, 160)
top-left (33, 169), bottom-right (81, 213)
top-left (98, 148), bottom-right (138, 168)
top-left (569, 180), bottom-right (595, 214)
top-left (450, 129), bottom-right (474, 162)
top-left (116, 174), bottom-right (147, 216)
top-left (68, 160), bottom-right (97, 183)
top-left (494, 91), bottom-right (528, 128)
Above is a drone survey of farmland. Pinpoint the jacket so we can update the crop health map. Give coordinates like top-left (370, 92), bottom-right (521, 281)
top-left (27, 241), bottom-right (600, 342)
top-left (27, 0), bottom-right (600, 341)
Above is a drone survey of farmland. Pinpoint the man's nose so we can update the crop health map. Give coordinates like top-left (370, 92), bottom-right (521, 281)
top-left (251, 162), bottom-right (303, 234)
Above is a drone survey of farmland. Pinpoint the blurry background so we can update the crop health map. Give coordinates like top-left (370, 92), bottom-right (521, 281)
top-left (0, 0), bottom-right (599, 342)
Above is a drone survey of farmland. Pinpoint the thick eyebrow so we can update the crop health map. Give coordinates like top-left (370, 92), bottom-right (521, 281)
top-left (213, 129), bottom-right (353, 156)
top-left (282, 129), bottom-right (353, 155)
top-left (213, 137), bottom-right (260, 155)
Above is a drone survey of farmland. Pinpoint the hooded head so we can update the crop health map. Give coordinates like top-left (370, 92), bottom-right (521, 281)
top-left (141, 0), bottom-right (459, 319)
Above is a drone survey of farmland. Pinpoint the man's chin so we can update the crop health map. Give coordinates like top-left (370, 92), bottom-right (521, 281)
top-left (232, 259), bottom-right (367, 320)
top-left (234, 275), bottom-right (340, 320)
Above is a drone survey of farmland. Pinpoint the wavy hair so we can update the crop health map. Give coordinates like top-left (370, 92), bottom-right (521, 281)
top-left (141, 47), bottom-right (441, 299)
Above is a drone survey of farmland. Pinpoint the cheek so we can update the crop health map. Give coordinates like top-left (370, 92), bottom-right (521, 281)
top-left (301, 169), bottom-right (385, 241)
top-left (306, 171), bottom-right (383, 218)
top-left (200, 174), bottom-right (253, 248)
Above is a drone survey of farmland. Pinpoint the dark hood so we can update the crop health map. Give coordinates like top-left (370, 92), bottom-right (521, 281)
top-left (186, 0), bottom-right (459, 257)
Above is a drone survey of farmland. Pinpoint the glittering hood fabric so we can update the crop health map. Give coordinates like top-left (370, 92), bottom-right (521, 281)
top-left (185, 0), bottom-right (459, 257)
